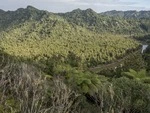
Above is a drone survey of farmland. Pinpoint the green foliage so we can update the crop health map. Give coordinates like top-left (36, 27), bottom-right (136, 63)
top-left (112, 77), bottom-right (150, 113)
top-left (101, 10), bottom-right (150, 19)
top-left (65, 68), bottom-right (101, 94)
top-left (0, 6), bottom-right (142, 68)
top-left (122, 69), bottom-right (150, 83)
top-left (123, 51), bottom-right (147, 71)
top-left (0, 19), bottom-right (139, 67)
top-left (1, 6), bottom-right (150, 113)
top-left (61, 9), bottom-right (150, 35)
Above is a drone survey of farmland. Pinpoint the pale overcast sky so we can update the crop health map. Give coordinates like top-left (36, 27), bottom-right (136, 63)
top-left (0, 0), bottom-right (150, 12)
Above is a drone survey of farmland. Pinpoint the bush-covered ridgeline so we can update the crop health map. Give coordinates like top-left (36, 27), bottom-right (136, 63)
top-left (101, 10), bottom-right (150, 19)
top-left (59, 9), bottom-right (150, 35)
top-left (0, 6), bottom-right (141, 67)
top-left (0, 6), bottom-right (150, 113)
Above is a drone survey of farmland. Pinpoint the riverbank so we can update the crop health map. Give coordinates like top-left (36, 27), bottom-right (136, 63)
top-left (89, 35), bottom-right (150, 73)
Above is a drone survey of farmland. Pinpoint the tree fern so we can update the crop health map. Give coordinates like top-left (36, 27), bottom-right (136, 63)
top-left (122, 69), bottom-right (150, 84)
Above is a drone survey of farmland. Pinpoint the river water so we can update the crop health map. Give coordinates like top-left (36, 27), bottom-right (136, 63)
top-left (141, 45), bottom-right (148, 53)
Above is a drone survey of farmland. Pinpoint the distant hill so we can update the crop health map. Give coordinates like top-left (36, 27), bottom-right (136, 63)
top-left (101, 10), bottom-right (150, 19)
top-left (0, 9), bottom-right (5, 15)
top-left (1, 6), bottom-right (150, 34)
top-left (60, 9), bottom-right (150, 34)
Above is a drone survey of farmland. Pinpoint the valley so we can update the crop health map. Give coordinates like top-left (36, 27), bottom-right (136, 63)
top-left (0, 6), bottom-right (150, 113)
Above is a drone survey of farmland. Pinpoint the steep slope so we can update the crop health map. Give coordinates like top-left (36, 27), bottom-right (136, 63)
top-left (0, 6), bottom-right (48, 32)
top-left (60, 9), bottom-right (150, 35)
top-left (0, 6), bottom-right (139, 66)
top-left (0, 9), bottom-right (5, 15)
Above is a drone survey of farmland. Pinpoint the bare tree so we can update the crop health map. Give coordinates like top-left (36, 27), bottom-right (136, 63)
top-left (0, 53), bottom-right (49, 113)
top-left (49, 76), bottom-right (81, 113)
top-left (0, 53), bottom-right (81, 113)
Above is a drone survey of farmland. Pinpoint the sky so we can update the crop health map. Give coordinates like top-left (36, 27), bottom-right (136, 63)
top-left (0, 0), bottom-right (150, 13)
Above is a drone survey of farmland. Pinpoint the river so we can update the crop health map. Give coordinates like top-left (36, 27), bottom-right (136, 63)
top-left (90, 44), bottom-right (149, 73)
top-left (142, 45), bottom-right (148, 53)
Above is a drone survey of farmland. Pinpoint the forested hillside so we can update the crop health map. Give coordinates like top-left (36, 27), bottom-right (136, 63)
top-left (0, 6), bottom-right (140, 67)
top-left (101, 10), bottom-right (150, 19)
top-left (0, 6), bottom-right (150, 113)
top-left (60, 9), bottom-right (150, 34)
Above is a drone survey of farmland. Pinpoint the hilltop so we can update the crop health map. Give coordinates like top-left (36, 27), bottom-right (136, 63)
top-left (0, 6), bottom-right (141, 67)
top-left (101, 10), bottom-right (150, 19)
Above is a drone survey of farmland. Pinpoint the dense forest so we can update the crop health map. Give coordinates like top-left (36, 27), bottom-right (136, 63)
top-left (0, 6), bottom-right (150, 113)
top-left (101, 10), bottom-right (150, 19)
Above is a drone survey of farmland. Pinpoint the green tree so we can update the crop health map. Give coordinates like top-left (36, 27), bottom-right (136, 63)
top-left (122, 69), bottom-right (150, 83)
